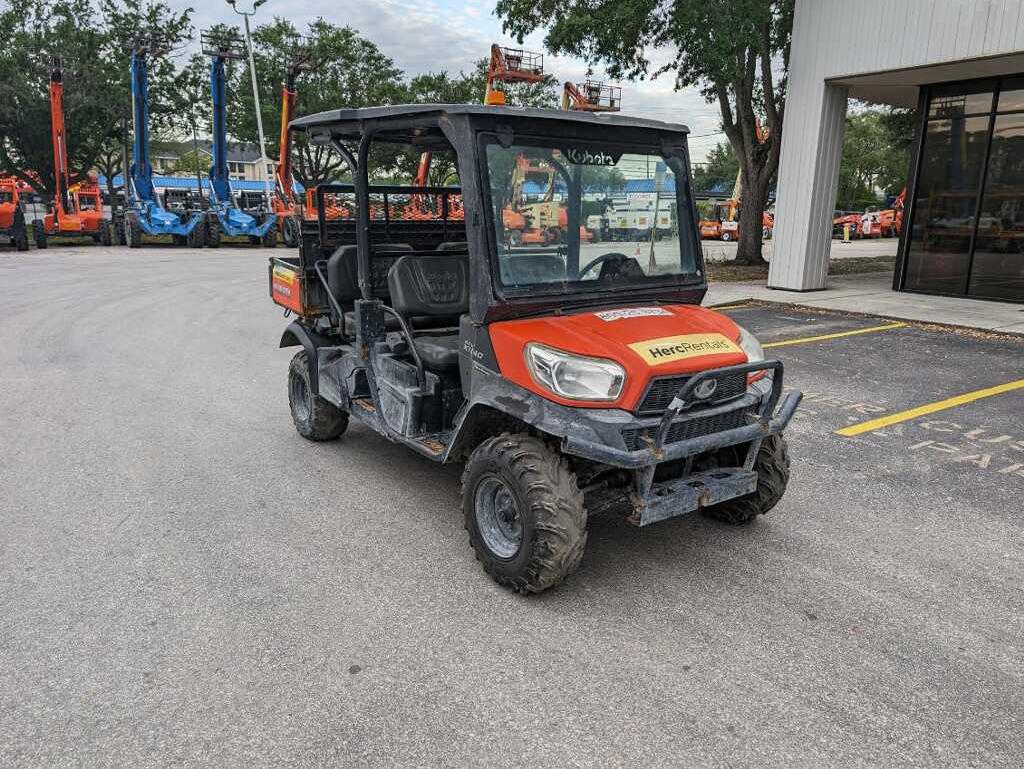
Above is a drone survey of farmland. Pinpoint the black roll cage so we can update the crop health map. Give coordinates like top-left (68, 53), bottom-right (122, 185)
top-left (291, 105), bottom-right (709, 324)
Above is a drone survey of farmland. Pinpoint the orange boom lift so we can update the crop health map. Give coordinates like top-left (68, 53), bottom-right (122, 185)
top-left (561, 80), bottom-right (622, 112)
top-left (273, 50), bottom-right (312, 247)
top-left (33, 57), bottom-right (110, 249)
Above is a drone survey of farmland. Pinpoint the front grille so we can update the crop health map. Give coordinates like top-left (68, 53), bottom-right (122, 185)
top-left (621, 406), bottom-right (753, 452)
top-left (636, 371), bottom-right (748, 415)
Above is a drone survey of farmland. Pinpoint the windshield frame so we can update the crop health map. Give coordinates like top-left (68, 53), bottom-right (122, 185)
top-left (477, 132), bottom-right (706, 304)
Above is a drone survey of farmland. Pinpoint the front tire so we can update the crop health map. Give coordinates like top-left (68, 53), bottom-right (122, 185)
top-left (32, 220), bottom-right (47, 249)
top-left (261, 224), bottom-right (277, 248)
top-left (100, 221), bottom-right (112, 246)
top-left (186, 220), bottom-right (205, 248)
top-left (462, 434), bottom-right (587, 593)
top-left (288, 351), bottom-right (347, 441)
top-left (124, 213), bottom-right (142, 249)
top-left (205, 215), bottom-right (221, 248)
top-left (702, 434), bottom-right (790, 525)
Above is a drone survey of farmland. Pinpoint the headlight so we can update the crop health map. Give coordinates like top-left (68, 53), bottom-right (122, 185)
top-left (736, 325), bottom-right (764, 363)
top-left (524, 343), bottom-right (626, 402)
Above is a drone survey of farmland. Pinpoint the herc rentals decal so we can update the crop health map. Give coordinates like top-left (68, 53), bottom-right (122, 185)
top-left (628, 333), bottom-right (742, 365)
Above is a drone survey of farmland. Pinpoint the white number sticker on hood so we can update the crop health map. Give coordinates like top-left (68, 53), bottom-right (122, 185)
top-left (595, 307), bottom-right (673, 322)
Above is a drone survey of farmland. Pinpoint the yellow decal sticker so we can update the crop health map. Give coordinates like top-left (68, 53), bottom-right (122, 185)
top-left (628, 333), bottom-right (742, 365)
top-left (272, 266), bottom-right (296, 284)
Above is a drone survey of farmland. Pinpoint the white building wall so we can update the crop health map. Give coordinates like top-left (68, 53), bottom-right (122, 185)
top-left (770, 0), bottom-right (1024, 291)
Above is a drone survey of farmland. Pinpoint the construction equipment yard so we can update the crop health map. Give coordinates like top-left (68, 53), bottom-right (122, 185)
top-left (2, 245), bottom-right (1021, 768)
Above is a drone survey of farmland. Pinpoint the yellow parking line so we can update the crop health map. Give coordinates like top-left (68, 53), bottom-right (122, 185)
top-left (763, 322), bottom-right (907, 349)
top-left (836, 378), bottom-right (1024, 437)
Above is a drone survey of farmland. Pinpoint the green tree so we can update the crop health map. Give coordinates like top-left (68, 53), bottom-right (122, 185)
top-left (836, 107), bottom-right (913, 211)
top-left (0, 0), bottom-right (190, 206)
top-left (693, 141), bottom-right (739, 194)
top-left (0, 0), bottom-right (109, 199)
top-left (495, 0), bottom-right (793, 264)
top-left (95, 0), bottom-right (193, 215)
top-left (226, 18), bottom-right (406, 188)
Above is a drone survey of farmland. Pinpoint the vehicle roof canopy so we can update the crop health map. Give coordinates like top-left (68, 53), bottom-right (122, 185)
top-left (289, 103), bottom-right (690, 148)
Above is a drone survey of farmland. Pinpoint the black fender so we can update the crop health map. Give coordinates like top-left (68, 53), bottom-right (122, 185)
top-left (443, 366), bottom-right (631, 463)
top-left (279, 321), bottom-right (332, 395)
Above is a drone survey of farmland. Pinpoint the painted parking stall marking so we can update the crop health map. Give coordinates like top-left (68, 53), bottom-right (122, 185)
top-left (836, 378), bottom-right (1024, 437)
top-left (763, 322), bottom-right (908, 349)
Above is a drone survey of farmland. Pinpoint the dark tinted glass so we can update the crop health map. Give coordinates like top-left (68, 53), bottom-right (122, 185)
top-left (928, 82), bottom-right (995, 119)
top-left (997, 76), bottom-right (1024, 113)
top-left (968, 113), bottom-right (1024, 300)
top-left (904, 116), bottom-right (990, 294)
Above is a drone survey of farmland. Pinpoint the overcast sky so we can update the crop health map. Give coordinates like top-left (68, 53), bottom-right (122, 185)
top-left (169, 0), bottom-right (727, 162)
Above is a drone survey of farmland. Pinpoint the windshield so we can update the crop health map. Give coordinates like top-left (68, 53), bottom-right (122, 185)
top-left (484, 139), bottom-right (699, 292)
top-left (0, 191), bottom-right (12, 204)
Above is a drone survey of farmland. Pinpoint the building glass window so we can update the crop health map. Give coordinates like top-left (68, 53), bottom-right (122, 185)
top-left (902, 76), bottom-right (1024, 303)
top-left (968, 112), bottom-right (1024, 300)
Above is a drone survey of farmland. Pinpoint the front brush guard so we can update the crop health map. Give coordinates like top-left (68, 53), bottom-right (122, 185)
top-left (617, 359), bottom-right (801, 526)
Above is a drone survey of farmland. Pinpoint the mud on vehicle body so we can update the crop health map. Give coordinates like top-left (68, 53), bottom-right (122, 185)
top-left (268, 104), bottom-right (801, 593)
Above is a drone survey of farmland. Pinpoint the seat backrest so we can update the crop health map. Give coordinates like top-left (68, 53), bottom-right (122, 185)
top-left (327, 243), bottom-right (413, 302)
top-left (435, 241), bottom-right (469, 252)
top-left (500, 253), bottom-right (567, 285)
top-left (388, 254), bottom-right (469, 318)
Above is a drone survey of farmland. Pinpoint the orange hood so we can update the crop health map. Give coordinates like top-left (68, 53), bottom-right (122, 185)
top-left (489, 304), bottom-right (749, 410)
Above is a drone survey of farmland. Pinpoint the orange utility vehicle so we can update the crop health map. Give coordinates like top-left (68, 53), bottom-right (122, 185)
top-left (33, 58), bottom-right (110, 249)
top-left (0, 177), bottom-right (30, 251)
top-left (268, 105), bottom-right (800, 592)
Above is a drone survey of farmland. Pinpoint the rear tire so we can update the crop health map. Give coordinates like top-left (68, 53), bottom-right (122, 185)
top-left (186, 220), bottom-right (205, 248)
top-left (13, 210), bottom-right (28, 251)
top-left (261, 224), bottom-right (277, 248)
top-left (124, 213), bottom-right (142, 249)
top-left (205, 215), bottom-right (221, 248)
top-left (100, 222), bottom-right (112, 246)
top-left (462, 434), bottom-right (587, 593)
top-left (721, 231), bottom-right (733, 242)
top-left (288, 351), bottom-right (348, 441)
top-left (702, 434), bottom-right (790, 525)
top-left (282, 216), bottom-right (299, 248)
top-left (32, 220), bottom-right (47, 249)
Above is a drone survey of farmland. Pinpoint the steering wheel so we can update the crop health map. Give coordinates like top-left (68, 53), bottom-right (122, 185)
top-left (578, 252), bottom-right (630, 280)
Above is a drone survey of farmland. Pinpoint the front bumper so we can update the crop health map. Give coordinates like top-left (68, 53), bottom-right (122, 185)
top-left (561, 360), bottom-right (802, 526)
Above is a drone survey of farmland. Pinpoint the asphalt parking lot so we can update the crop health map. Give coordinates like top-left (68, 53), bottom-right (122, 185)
top-left (1, 245), bottom-right (1022, 768)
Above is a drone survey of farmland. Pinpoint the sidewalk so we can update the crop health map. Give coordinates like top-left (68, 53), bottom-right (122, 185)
top-left (704, 271), bottom-right (1024, 334)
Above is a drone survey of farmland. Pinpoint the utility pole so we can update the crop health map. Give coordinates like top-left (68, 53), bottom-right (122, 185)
top-left (226, 0), bottom-right (272, 209)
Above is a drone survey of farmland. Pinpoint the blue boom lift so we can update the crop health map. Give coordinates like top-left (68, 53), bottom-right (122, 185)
top-left (200, 29), bottom-right (277, 248)
top-left (120, 47), bottom-right (206, 248)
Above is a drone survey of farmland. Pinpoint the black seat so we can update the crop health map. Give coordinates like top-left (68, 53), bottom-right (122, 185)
top-left (436, 241), bottom-right (469, 252)
top-left (327, 243), bottom-right (413, 302)
top-left (388, 254), bottom-right (469, 372)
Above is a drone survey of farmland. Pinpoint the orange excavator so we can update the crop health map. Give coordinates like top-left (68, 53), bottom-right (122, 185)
top-left (33, 57), bottom-right (110, 248)
top-left (272, 50), bottom-right (312, 247)
top-left (561, 80), bottom-right (621, 112)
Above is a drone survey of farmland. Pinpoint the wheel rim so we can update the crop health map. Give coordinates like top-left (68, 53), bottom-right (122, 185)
top-left (474, 475), bottom-right (523, 559)
top-left (290, 371), bottom-right (311, 422)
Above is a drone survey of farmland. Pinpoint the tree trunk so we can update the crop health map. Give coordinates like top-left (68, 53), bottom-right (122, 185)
top-left (734, 170), bottom-right (769, 265)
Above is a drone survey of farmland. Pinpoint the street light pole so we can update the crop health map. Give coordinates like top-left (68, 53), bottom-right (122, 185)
top-left (227, 0), bottom-right (272, 210)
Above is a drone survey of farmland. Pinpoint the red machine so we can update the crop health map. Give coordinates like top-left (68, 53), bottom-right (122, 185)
top-left (561, 81), bottom-right (622, 112)
top-left (273, 52), bottom-right (312, 247)
top-left (0, 177), bottom-right (30, 251)
top-left (33, 58), bottom-right (110, 249)
top-left (484, 44), bottom-right (545, 106)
